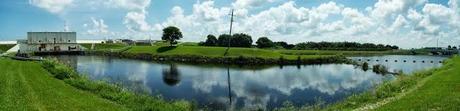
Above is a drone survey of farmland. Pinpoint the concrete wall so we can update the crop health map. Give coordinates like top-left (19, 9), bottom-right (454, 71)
top-left (27, 32), bottom-right (76, 44)
top-left (18, 32), bottom-right (80, 53)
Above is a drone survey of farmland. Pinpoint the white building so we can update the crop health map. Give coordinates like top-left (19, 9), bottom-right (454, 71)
top-left (18, 32), bottom-right (81, 53)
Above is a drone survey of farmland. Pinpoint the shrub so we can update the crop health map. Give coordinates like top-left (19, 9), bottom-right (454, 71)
top-left (203, 35), bottom-right (218, 46)
top-left (362, 62), bottom-right (369, 71)
top-left (256, 37), bottom-right (274, 48)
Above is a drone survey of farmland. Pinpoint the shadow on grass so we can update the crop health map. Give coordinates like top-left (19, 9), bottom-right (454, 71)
top-left (157, 46), bottom-right (177, 53)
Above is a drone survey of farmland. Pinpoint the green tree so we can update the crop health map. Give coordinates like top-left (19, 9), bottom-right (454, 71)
top-left (204, 34), bottom-right (218, 46)
top-left (162, 26), bottom-right (183, 46)
top-left (217, 34), bottom-right (232, 47)
top-left (231, 33), bottom-right (253, 47)
top-left (256, 37), bottom-right (274, 48)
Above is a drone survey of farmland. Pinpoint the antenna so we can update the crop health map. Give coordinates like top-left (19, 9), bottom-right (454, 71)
top-left (64, 21), bottom-right (69, 32)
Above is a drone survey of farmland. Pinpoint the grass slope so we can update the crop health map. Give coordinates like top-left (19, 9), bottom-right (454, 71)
top-left (375, 56), bottom-right (460, 110)
top-left (80, 43), bottom-right (128, 51)
top-left (0, 44), bottom-right (15, 53)
top-left (126, 46), bottom-right (329, 60)
top-left (0, 58), bottom-right (126, 111)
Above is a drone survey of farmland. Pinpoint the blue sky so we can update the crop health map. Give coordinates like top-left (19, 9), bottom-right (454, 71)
top-left (0, 0), bottom-right (458, 48)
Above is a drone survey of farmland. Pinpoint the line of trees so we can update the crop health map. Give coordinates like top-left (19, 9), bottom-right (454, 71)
top-left (294, 41), bottom-right (399, 51)
top-left (199, 33), bottom-right (253, 47)
top-left (159, 26), bottom-right (400, 51)
top-left (199, 33), bottom-right (398, 51)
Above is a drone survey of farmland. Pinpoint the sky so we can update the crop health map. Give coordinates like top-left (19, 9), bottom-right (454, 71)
top-left (0, 0), bottom-right (459, 48)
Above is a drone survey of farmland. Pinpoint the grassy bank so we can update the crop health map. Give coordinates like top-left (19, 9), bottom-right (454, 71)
top-left (125, 46), bottom-right (321, 60)
top-left (0, 44), bottom-right (15, 53)
top-left (80, 43), bottom-right (128, 51)
top-left (324, 56), bottom-right (460, 110)
top-left (41, 59), bottom-right (193, 110)
top-left (80, 44), bottom-right (348, 64)
top-left (0, 58), bottom-right (127, 110)
top-left (375, 56), bottom-right (460, 110)
top-left (0, 57), bottom-right (193, 110)
top-left (81, 43), bottom-right (412, 57)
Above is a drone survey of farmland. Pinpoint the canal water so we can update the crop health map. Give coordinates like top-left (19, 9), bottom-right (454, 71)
top-left (52, 55), bottom-right (446, 110)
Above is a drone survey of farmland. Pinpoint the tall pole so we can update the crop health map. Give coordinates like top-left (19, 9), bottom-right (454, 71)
top-left (228, 9), bottom-right (234, 50)
top-left (226, 9), bottom-right (235, 108)
top-left (437, 38), bottom-right (439, 48)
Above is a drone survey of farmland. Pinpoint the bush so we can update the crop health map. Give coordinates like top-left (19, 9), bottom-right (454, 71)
top-left (362, 62), bottom-right (369, 71)
top-left (231, 33), bottom-right (253, 47)
top-left (203, 35), bottom-right (218, 46)
top-left (256, 37), bottom-right (274, 48)
top-left (216, 33), bottom-right (253, 47)
top-left (372, 64), bottom-right (388, 74)
top-left (41, 59), bottom-right (78, 80)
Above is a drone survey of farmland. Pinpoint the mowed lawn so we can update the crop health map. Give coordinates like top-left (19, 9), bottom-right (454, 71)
top-left (0, 58), bottom-right (127, 111)
top-left (376, 56), bottom-right (460, 110)
top-left (125, 46), bottom-right (330, 60)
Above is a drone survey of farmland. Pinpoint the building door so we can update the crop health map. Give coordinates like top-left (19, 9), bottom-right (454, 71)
top-left (54, 46), bottom-right (60, 52)
top-left (39, 44), bottom-right (46, 51)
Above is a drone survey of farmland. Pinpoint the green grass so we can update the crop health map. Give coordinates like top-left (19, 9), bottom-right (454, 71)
top-left (178, 42), bottom-right (199, 46)
top-left (324, 56), bottom-right (460, 110)
top-left (375, 56), bottom-right (460, 110)
top-left (125, 46), bottom-right (330, 60)
top-left (0, 44), bottom-right (15, 53)
top-left (0, 57), bottom-right (192, 110)
top-left (41, 59), bottom-right (193, 111)
top-left (80, 43), bottom-right (128, 51)
top-left (0, 58), bottom-right (127, 111)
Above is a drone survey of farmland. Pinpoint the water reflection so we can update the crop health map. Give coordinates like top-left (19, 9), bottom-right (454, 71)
top-left (162, 64), bottom-right (181, 86)
top-left (50, 55), bottom-right (444, 110)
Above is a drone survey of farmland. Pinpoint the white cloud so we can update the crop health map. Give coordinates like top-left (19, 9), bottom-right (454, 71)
top-left (86, 17), bottom-right (109, 35)
top-left (106, 0), bottom-right (151, 11)
top-left (422, 3), bottom-right (454, 24)
top-left (388, 15), bottom-right (408, 33)
top-left (154, 1), bottom-right (231, 41)
top-left (106, 0), bottom-right (153, 32)
top-left (124, 11), bottom-right (152, 32)
top-left (233, 0), bottom-right (275, 9)
top-left (371, 0), bottom-right (426, 20)
top-left (30, 0), bottom-right (460, 48)
top-left (29, 0), bottom-right (73, 14)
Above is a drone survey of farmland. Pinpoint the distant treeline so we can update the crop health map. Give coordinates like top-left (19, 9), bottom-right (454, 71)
top-left (294, 41), bottom-right (399, 51)
top-left (199, 33), bottom-right (399, 51)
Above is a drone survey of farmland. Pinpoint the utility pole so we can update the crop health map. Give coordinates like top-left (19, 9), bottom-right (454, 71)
top-left (437, 38), bottom-right (439, 48)
top-left (226, 9), bottom-right (235, 107)
top-left (227, 9), bottom-right (234, 51)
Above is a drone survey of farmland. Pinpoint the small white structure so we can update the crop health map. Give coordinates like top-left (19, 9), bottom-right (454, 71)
top-left (18, 32), bottom-right (81, 53)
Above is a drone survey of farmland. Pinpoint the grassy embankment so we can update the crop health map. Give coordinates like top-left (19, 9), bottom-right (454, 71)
top-left (81, 43), bottom-right (346, 65)
top-left (80, 43), bottom-right (129, 52)
top-left (320, 56), bottom-right (460, 110)
top-left (0, 44), bottom-right (15, 53)
top-left (125, 46), bottom-right (331, 60)
top-left (0, 58), bottom-right (126, 110)
top-left (375, 56), bottom-right (460, 110)
top-left (82, 43), bottom-right (410, 58)
top-left (0, 57), bottom-right (192, 110)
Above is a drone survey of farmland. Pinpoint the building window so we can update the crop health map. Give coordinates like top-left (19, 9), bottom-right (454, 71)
top-left (68, 40), bottom-right (71, 43)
